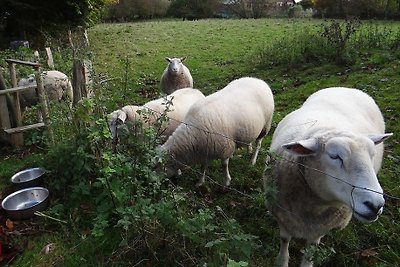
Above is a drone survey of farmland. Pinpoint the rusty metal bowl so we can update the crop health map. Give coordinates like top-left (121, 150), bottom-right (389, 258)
top-left (11, 167), bottom-right (46, 189)
top-left (1, 187), bottom-right (49, 220)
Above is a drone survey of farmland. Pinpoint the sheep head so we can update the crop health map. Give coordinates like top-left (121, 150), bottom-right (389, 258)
top-left (108, 109), bottom-right (128, 139)
top-left (282, 132), bottom-right (392, 223)
top-left (165, 57), bottom-right (187, 76)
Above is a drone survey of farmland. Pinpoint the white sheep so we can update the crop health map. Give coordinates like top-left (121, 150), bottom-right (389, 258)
top-left (160, 57), bottom-right (193, 94)
top-left (264, 87), bottom-right (392, 267)
top-left (159, 77), bottom-right (274, 187)
top-left (18, 70), bottom-right (73, 110)
top-left (108, 88), bottom-right (205, 139)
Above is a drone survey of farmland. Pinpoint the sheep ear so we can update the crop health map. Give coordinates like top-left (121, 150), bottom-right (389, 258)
top-left (282, 138), bottom-right (319, 156)
top-left (368, 133), bottom-right (393, 145)
top-left (180, 56), bottom-right (187, 62)
top-left (165, 57), bottom-right (171, 62)
top-left (117, 111), bottom-right (127, 124)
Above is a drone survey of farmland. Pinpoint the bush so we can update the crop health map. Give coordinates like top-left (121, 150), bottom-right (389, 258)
top-left (0, 0), bottom-right (107, 48)
top-left (39, 65), bottom-right (260, 265)
top-left (257, 27), bottom-right (330, 67)
top-left (258, 19), bottom-right (400, 68)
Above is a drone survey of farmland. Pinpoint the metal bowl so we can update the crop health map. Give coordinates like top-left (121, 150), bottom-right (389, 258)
top-left (1, 187), bottom-right (49, 220)
top-left (11, 167), bottom-right (46, 189)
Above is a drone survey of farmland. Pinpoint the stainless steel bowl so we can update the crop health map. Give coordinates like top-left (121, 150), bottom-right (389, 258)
top-left (11, 167), bottom-right (46, 189)
top-left (1, 187), bottom-right (49, 220)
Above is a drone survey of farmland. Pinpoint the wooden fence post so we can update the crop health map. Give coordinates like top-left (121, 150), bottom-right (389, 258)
top-left (8, 62), bottom-right (23, 146)
top-left (0, 70), bottom-right (11, 143)
top-left (45, 47), bottom-right (55, 69)
top-left (72, 59), bottom-right (93, 105)
top-left (34, 66), bottom-right (53, 143)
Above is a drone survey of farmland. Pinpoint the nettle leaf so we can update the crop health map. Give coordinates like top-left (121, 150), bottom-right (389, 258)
top-left (205, 237), bottom-right (228, 248)
top-left (227, 259), bottom-right (249, 267)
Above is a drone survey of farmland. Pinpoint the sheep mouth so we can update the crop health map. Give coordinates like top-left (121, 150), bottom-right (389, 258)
top-left (353, 211), bottom-right (379, 223)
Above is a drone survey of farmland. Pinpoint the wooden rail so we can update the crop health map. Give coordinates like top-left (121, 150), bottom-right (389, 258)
top-left (5, 59), bottom-right (41, 68)
top-left (0, 85), bottom-right (37, 95)
top-left (0, 59), bottom-right (51, 147)
top-left (4, 122), bottom-right (45, 134)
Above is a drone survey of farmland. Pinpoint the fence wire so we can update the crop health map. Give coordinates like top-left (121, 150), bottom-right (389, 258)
top-left (112, 102), bottom-right (400, 203)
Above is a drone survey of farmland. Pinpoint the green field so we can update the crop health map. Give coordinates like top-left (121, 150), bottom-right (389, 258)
top-left (1, 18), bottom-right (400, 266)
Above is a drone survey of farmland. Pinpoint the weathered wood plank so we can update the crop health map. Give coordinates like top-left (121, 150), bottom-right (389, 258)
top-left (5, 59), bottom-right (41, 68)
top-left (0, 95), bottom-right (11, 143)
top-left (8, 62), bottom-right (23, 146)
top-left (0, 69), bottom-right (13, 143)
top-left (45, 47), bottom-right (55, 69)
top-left (0, 85), bottom-right (37, 95)
top-left (34, 68), bottom-right (53, 142)
top-left (4, 122), bottom-right (45, 134)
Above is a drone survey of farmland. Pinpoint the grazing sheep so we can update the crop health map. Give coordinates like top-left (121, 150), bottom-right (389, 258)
top-left (108, 88), bottom-right (205, 139)
top-left (18, 70), bottom-right (73, 110)
top-left (264, 87), bottom-right (392, 267)
top-left (159, 77), bottom-right (274, 186)
top-left (160, 57), bottom-right (193, 94)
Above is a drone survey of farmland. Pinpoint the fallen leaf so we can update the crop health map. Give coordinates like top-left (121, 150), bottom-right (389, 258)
top-left (79, 204), bottom-right (90, 210)
top-left (355, 248), bottom-right (379, 258)
top-left (5, 219), bottom-right (13, 232)
top-left (229, 201), bottom-right (238, 208)
top-left (40, 243), bottom-right (56, 255)
top-left (27, 241), bottom-right (34, 251)
top-left (80, 228), bottom-right (91, 237)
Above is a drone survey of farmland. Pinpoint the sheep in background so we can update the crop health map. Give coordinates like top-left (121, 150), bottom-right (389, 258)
top-left (265, 87), bottom-right (392, 267)
top-left (18, 70), bottom-right (73, 110)
top-left (160, 57), bottom-right (193, 94)
top-left (159, 77), bottom-right (274, 187)
top-left (108, 88), bottom-right (205, 139)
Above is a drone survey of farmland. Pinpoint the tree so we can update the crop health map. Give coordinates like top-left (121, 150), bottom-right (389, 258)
top-left (314, 0), bottom-right (400, 19)
top-left (108, 0), bottom-right (170, 20)
top-left (251, 0), bottom-right (268, 18)
top-left (225, 0), bottom-right (270, 18)
top-left (167, 0), bottom-right (220, 20)
top-left (0, 0), bottom-right (108, 48)
top-left (300, 0), bottom-right (314, 10)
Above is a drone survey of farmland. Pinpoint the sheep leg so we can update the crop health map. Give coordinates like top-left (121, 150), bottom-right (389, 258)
top-left (222, 158), bottom-right (232, 186)
top-left (247, 142), bottom-right (253, 154)
top-left (196, 164), bottom-right (208, 187)
top-left (276, 228), bottom-right (291, 267)
top-left (251, 138), bottom-right (263, 165)
top-left (300, 238), bottom-right (321, 267)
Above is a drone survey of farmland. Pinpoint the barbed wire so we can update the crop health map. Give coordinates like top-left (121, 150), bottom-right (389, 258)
top-left (113, 102), bottom-right (400, 202)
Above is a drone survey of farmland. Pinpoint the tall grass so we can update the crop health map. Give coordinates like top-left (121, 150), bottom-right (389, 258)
top-left (258, 19), bottom-right (400, 67)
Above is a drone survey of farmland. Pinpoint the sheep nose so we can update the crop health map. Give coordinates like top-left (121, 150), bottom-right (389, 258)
top-left (363, 201), bottom-right (384, 216)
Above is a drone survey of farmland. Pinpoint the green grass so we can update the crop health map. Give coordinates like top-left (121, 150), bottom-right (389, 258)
top-left (1, 18), bottom-right (400, 266)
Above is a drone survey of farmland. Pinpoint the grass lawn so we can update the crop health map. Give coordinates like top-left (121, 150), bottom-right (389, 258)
top-left (1, 18), bottom-right (399, 266)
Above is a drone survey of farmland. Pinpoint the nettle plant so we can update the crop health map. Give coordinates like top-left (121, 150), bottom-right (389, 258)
top-left (320, 19), bottom-right (361, 65)
top-left (43, 86), bottom-right (259, 266)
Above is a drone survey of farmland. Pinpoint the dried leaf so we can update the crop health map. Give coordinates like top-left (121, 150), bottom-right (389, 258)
top-left (40, 243), bottom-right (56, 255)
top-left (5, 219), bottom-right (14, 231)
top-left (79, 204), bottom-right (90, 210)
top-left (355, 248), bottom-right (379, 258)
top-left (80, 228), bottom-right (91, 237)
top-left (229, 201), bottom-right (238, 208)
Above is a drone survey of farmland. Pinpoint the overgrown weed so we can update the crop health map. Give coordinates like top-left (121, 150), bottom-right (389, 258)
top-left (258, 19), bottom-right (400, 68)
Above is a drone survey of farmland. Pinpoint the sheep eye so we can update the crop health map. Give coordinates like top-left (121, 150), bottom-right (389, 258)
top-left (329, 154), bottom-right (343, 163)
